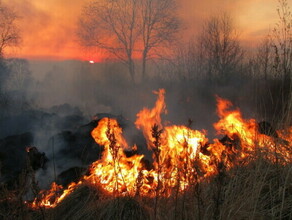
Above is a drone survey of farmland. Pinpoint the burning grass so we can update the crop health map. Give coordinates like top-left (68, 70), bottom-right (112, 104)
top-left (26, 159), bottom-right (292, 220)
top-left (1, 88), bottom-right (292, 219)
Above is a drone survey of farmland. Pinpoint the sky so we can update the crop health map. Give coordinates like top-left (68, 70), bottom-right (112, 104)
top-left (4, 0), bottom-right (279, 61)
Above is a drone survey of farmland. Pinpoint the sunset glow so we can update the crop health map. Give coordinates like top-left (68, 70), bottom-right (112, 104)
top-left (3, 0), bottom-right (279, 60)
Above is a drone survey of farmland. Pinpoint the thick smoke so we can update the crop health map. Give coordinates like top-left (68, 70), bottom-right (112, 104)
top-left (0, 58), bottom-right (262, 189)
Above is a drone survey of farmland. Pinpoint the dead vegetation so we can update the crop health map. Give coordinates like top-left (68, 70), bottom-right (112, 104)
top-left (17, 155), bottom-right (292, 220)
top-left (0, 125), bottom-right (291, 220)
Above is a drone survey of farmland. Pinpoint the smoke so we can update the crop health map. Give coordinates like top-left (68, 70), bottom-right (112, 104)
top-left (0, 53), bottom-right (265, 191)
top-left (23, 59), bottom-right (259, 138)
top-left (0, 0), bottom-right (279, 189)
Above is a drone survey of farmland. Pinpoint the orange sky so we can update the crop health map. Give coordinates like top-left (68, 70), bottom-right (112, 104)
top-left (4, 0), bottom-right (279, 61)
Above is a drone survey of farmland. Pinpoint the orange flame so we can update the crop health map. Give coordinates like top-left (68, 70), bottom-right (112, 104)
top-left (30, 182), bottom-right (81, 208)
top-left (135, 89), bottom-right (167, 148)
top-left (86, 117), bottom-right (146, 195)
top-left (28, 90), bottom-right (292, 209)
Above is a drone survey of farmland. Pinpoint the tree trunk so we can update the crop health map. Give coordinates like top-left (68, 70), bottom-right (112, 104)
top-left (142, 53), bottom-right (147, 81)
top-left (128, 59), bottom-right (136, 83)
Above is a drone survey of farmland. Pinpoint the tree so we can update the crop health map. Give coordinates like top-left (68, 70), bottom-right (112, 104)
top-left (253, 0), bottom-right (292, 123)
top-left (78, 0), bottom-right (179, 82)
top-left (78, 0), bottom-right (139, 82)
top-left (0, 2), bottom-right (20, 86)
top-left (270, 0), bottom-right (292, 82)
top-left (170, 39), bottom-right (198, 81)
top-left (255, 38), bottom-right (273, 80)
top-left (198, 13), bottom-right (243, 82)
top-left (270, 0), bottom-right (292, 121)
top-left (0, 2), bottom-right (20, 58)
top-left (140, 0), bottom-right (179, 80)
top-left (0, 2), bottom-right (20, 117)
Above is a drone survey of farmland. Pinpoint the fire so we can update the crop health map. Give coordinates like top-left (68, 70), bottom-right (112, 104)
top-left (135, 88), bottom-right (166, 147)
top-left (211, 97), bottom-right (292, 164)
top-left (214, 96), bottom-right (257, 148)
top-left (30, 182), bottom-right (81, 208)
top-left (28, 89), bottom-right (292, 209)
top-left (86, 117), bottom-right (146, 195)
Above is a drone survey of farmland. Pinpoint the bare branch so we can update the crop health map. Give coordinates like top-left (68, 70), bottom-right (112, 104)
top-left (0, 2), bottom-right (20, 57)
top-left (77, 0), bottom-right (180, 81)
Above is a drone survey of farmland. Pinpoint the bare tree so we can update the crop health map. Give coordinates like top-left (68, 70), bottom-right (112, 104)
top-left (79, 0), bottom-right (139, 82)
top-left (271, 0), bottom-right (292, 83)
top-left (255, 38), bottom-right (273, 80)
top-left (253, 0), bottom-right (292, 123)
top-left (140, 0), bottom-right (179, 80)
top-left (170, 39), bottom-right (198, 81)
top-left (0, 2), bottom-right (20, 115)
top-left (198, 13), bottom-right (243, 82)
top-left (270, 0), bottom-right (292, 121)
top-left (78, 0), bottom-right (179, 82)
top-left (0, 2), bottom-right (20, 58)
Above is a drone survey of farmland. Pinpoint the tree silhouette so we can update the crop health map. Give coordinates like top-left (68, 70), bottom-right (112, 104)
top-left (78, 0), bottom-right (179, 82)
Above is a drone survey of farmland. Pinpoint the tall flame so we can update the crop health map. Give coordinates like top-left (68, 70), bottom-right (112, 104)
top-left (87, 117), bottom-right (146, 195)
top-left (135, 89), bottom-right (166, 148)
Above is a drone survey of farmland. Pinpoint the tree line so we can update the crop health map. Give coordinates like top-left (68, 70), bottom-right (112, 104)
top-left (0, 0), bottom-right (290, 85)
top-left (77, 0), bottom-right (292, 123)
top-left (0, 0), bottom-right (291, 121)
top-left (77, 0), bottom-right (291, 85)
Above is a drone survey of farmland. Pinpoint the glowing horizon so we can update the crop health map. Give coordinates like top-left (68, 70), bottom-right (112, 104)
top-left (3, 0), bottom-right (279, 61)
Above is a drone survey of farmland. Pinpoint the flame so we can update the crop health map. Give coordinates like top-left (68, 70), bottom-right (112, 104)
top-left (214, 96), bottom-right (257, 148)
top-left (135, 89), bottom-right (166, 148)
top-left (86, 117), bottom-right (146, 195)
top-left (211, 97), bottom-right (292, 164)
top-left (28, 90), bottom-right (292, 209)
top-left (30, 182), bottom-right (81, 208)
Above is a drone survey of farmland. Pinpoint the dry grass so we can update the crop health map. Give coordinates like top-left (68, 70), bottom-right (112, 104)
top-left (21, 155), bottom-right (291, 220)
top-left (1, 102), bottom-right (292, 220)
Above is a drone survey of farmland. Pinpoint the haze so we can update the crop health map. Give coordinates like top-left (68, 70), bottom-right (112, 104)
top-left (4, 0), bottom-right (277, 60)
